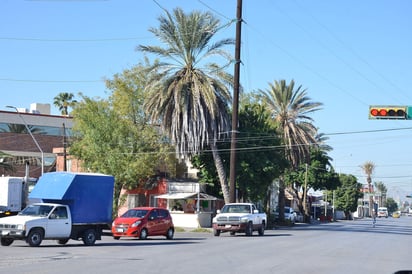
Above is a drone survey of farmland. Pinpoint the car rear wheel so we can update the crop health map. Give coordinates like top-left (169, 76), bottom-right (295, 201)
top-left (213, 229), bottom-right (220, 236)
top-left (140, 228), bottom-right (148, 240)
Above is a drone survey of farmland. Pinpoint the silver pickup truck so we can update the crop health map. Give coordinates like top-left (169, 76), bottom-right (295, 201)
top-left (212, 203), bottom-right (267, 236)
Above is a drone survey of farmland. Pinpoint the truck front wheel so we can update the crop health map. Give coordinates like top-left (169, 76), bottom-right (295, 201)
top-left (82, 229), bottom-right (97, 246)
top-left (27, 229), bottom-right (43, 247)
top-left (1, 238), bottom-right (14, 246)
top-left (213, 229), bottom-right (220, 236)
top-left (245, 222), bottom-right (253, 236)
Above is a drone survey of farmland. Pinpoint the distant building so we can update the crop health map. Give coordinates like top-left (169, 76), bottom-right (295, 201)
top-left (0, 104), bottom-right (73, 178)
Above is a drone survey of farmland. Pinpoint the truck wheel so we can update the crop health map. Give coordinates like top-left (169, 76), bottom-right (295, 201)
top-left (139, 228), bottom-right (148, 240)
top-left (166, 228), bottom-right (174, 240)
top-left (113, 236), bottom-right (120, 240)
top-left (245, 222), bottom-right (253, 236)
top-left (258, 223), bottom-right (265, 236)
top-left (230, 231), bottom-right (236, 236)
top-left (27, 229), bottom-right (43, 247)
top-left (82, 229), bottom-right (97, 246)
top-left (213, 229), bottom-right (220, 236)
top-left (57, 239), bottom-right (69, 245)
top-left (1, 238), bottom-right (14, 246)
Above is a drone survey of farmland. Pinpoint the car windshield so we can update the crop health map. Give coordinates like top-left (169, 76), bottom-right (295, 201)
top-left (122, 209), bottom-right (148, 218)
top-left (19, 205), bottom-right (54, 217)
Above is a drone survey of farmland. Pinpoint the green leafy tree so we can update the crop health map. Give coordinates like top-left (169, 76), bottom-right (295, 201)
top-left (285, 148), bottom-right (340, 221)
top-left (385, 197), bottom-right (398, 214)
top-left (334, 174), bottom-right (363, 219)
top-left (259, 79), bottom-right (322, 221)
top-left (53, 92), bottom-right (77, 116)
top-left (138, 8), bottom-right (235, 203)
top-left (70, 72), bottom-right (174, 215)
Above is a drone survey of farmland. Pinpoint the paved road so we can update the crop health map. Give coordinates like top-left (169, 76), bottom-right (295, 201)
top-left (0, 217), bottom-right (410, 274)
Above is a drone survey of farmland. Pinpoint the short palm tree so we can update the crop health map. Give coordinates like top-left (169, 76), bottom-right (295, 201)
top-left (259, 79), bottom-right (322, 221)
top-left (138, 8), bottom-right (235, 203)
top-left (53, 92), bottom-right (77, 116)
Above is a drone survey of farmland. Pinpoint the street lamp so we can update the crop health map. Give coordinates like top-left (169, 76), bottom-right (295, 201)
top-left (6, 105), bottom-right (44, 175)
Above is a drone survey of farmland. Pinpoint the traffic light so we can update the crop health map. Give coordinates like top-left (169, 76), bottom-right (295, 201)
top-left (369, 106), bottom-right (407, 119)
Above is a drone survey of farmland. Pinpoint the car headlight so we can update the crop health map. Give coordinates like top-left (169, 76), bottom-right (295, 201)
top-left (131, 220), bottom-right (142, 228)
top-left (17, 224), bottom-right (24, 230)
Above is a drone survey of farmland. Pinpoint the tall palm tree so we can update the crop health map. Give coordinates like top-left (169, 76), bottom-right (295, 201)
top-left (361, 161), bottom-right (375, 217)
top-left (259, 79), bottom-right (322, 221)
top-left (138, 8), bottom-right (235, 203)
top-left (53, 92), bottom-right (77, 116)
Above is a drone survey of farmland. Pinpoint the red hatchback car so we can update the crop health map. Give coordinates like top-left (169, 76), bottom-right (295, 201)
top-left (112, 207), bottom-right (174, 240)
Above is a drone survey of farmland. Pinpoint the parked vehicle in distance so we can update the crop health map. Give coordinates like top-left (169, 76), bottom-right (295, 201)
top-left (112, 207), bottom-right (174, 240)
top-left (377, 207), bottom-right (388, 218)
top-left (392, 211), bottom-right (401, 218)
top-left (212, 203), bottom-right (267, 236)
top-left (274, 206), bottom-right (297, 223)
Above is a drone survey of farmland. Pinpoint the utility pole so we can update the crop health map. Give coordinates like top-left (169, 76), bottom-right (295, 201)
top-left (63, 123), bottom-right (67, 171)
top-left (229, 0), bottom-right (242, 203)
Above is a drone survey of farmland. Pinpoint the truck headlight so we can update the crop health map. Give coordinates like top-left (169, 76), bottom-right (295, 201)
top-left (17, 224), bottom-right (24, 230)
top-left (240, 217), bottom-right (249, 223)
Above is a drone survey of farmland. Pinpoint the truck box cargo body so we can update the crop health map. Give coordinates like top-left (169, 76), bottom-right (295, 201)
top-left (0, 177), bottom-right (24, 217)
top-left (0, 172), bottom-right (114, 247)
top-left (29, 172), bottom-right (113, 224)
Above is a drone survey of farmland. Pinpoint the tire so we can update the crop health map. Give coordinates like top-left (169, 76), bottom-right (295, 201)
top-left (57, 239), bottom-right (69, 245)
top-left (230, 231), bottom-right (236, 236)
top-left (139, 228), bottom-right (148, 240)
top-left (82, 229), bottom-right (97, 246)
top-left (245, 222), bottom-right (253, 236)
top-left (113, 236), bottom-right (120, 240)
top-left (166, 228), bottom-right (174, 240)
top-left (1, 238), bottom-right (14, 246)
top-left (258, 223), bottom-right (265, 236)
top-left (27, 229), bottom-right (43, 247)
top-left (213, 229), bottom-right (220, 236)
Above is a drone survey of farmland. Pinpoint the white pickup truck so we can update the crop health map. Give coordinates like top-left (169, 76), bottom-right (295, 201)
top-left (212, 203), bottom-right (267, 236)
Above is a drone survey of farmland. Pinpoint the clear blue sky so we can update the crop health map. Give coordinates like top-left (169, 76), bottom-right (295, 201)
top-left (2, 0), bottom-right (412, 202)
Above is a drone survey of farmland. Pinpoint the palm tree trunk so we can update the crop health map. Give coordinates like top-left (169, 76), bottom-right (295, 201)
top-left (210, 143), bottom-right (230, 203)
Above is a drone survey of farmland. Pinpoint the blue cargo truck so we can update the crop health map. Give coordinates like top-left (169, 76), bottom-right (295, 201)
top-left (0, 172), bottom-right (114, 247)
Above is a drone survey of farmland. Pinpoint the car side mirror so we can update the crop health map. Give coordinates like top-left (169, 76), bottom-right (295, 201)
top-left (216, 209), bottom-right (221, 214)
top-left (253, 209), bottom-right (259, 214)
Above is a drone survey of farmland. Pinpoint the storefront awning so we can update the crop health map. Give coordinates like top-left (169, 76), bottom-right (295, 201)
top-left (155, 192), bottom-right (218, 200)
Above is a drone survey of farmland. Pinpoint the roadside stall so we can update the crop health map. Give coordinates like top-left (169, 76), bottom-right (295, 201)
top-left (155, 192), bottom-right (220, 228)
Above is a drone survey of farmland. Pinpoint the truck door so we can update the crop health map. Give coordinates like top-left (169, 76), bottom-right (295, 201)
top-left (46, 206), bottom-right (71, 238)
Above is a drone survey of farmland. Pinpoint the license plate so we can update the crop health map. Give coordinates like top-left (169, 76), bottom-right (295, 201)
top-left (225, 225), bottom-right (231, 228)
top-left (116, 228), bottom-right (124, 233)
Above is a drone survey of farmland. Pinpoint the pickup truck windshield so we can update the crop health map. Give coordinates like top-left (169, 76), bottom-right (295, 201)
top-left (19, 205), bottom-right (54, 217)
top-left (221, 205), bottom-right (251, 213)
